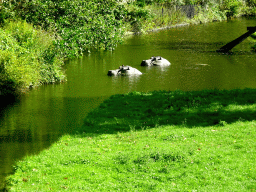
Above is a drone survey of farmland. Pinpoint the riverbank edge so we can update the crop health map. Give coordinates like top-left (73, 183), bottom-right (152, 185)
top-left (122, 2), bottom-right (255, 37)
top-left (4, 88), bottom-right (256, 191)
top-left (124, 23), bottom-right (190, 36)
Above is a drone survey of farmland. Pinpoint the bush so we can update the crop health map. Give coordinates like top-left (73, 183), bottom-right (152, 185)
top-left (246, 0), bottom-right (256, 7)
top-left (0, 20), bottom-right (65, 95)
top-left (0, 0), bottom-right (126, 58)
top-left (220, 0), bottom-right (244, 18)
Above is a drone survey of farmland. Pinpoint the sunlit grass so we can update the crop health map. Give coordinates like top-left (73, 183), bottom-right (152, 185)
top-left (6, 89), bottom-right (256, 191)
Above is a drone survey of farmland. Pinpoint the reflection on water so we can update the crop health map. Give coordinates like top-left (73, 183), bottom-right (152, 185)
top-left (1, 17), bottom-right (256, 188)
top-left (109, 75), bottom-right (142, 93)
top-left (0, 129), bottom-right (33, 143)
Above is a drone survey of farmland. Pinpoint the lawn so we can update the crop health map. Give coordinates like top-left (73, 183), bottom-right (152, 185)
top-left (6, 89), bottom-right (256, 191)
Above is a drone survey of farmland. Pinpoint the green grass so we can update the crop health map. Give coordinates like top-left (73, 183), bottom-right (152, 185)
top-left (5, 89), bottom-right (256, 191)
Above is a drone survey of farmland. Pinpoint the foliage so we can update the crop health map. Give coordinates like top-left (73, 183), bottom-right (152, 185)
top-left (124, 5), bottom-right (153, 32)
top-left (124, 0), bottom-right (248, 31)
top-left (243, 0), bottom-right (256, 15)
top-left (0, 0), bottom-right (253, 58)
top-left (0, 1), bottom-right (15, 25)
top-left (220, 0), bottom-right (244, 18)
top-left (0, 0), bottom-right (126, 58)
top-left (0, 20), bottom-right (65, 95)
top-left (246, 0), bottom-right (256, 7)
top-left (192, 4), bottom-right (226, 24)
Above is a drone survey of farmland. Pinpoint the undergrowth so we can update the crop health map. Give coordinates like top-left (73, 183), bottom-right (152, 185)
top-left (0, 20), bottom-right (65, 95)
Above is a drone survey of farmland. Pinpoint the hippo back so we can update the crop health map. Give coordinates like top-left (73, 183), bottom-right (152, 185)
top-left (120, 66), bottom-right (142, 75)
top-left (152, 58), bottom-right (171, 66)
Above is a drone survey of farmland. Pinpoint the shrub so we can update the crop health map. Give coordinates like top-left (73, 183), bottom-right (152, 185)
top-left (1, 0), bottom-right (126, 58)
top-left (246, 0), bottom-right (256, 7)
top-left (220, 0), bottom-right (244, 18)
top-left (0, 20), bottom-right (65, 95)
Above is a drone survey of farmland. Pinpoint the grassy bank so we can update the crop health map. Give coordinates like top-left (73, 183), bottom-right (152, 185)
top-left (0, 20), bottom-right (65, 96)
top-left (122, 0), bottom-right (255, 33)
top-left (5, 89), bottom-right (256, 191)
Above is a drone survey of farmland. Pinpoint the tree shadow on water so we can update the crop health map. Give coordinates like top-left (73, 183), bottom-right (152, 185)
top-left (0, 95), bottom-right (19, 120)
top-left (75, 89), bottom-right (256, 136)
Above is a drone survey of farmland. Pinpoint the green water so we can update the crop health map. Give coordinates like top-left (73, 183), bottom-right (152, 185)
top-left (1, 17), bottom-right (256, 186)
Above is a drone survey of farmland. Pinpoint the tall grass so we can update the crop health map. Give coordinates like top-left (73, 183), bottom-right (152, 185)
top-left (0, 20), bottom-right (65, 95)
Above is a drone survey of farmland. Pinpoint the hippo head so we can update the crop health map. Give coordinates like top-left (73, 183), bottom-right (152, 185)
top-left (141, 56), bottom-right (170, 67)
top-left (108, 65), bottom-right (141, 76)
top-left (107, 69), bottom-right (119, 76)
top-left (141, 59), bottom-right (153, 66)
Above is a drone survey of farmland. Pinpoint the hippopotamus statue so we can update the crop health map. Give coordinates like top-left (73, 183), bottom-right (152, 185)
top-left (141, 56), bottom-right (171, 66)
top-left (108, 65), bottom-right (142, 76)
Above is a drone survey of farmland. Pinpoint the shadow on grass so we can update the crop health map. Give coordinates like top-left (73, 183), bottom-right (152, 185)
top-left (76, 89), bottom-right (256, 135)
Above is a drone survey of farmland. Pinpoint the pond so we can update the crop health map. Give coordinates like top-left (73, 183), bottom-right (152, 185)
top-left (1, 17), bottom-right (256, 186)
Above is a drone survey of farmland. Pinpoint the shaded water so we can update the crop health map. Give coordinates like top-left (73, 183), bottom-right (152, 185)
top-left (1, 17), bottom-right (256, 186)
